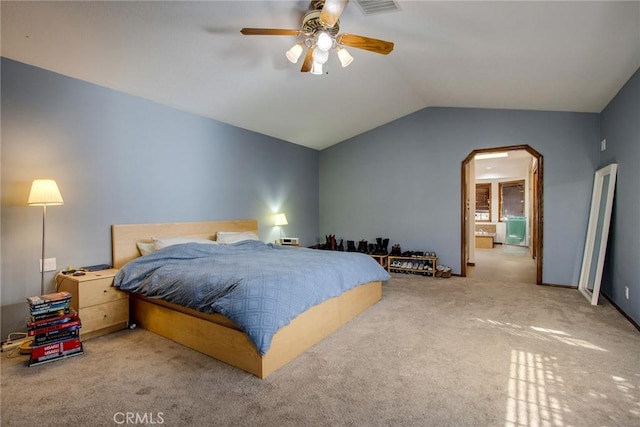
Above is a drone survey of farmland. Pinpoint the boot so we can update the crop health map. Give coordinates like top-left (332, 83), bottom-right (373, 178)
top-left (368, 243), bottom-right (376, 254)
top-left (330, 235), bottom-right (337, 251)
top-left (391, 244), bottom-right (401, 256)
top-left (337, 239), bottom-right (344, 251)
top-left (376, 238), bottom-right (383, 254)
top-left (347, 240), bottom-right (356, 252)
top-left (382, 238), bottom-right (389, 255)
top-left (359, 240), bottom-right (368, 253)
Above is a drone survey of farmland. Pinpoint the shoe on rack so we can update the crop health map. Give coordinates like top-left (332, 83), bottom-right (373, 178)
top-left (441, 267), bottom-right (452, 278)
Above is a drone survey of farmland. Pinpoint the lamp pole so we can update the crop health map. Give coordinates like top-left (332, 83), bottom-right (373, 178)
top-left (40, 204), bottom-right (47, 296)
top-left (28, 179), bottom-right (64, 296)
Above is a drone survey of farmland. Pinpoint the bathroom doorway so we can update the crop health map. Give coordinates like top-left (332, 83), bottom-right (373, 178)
top-left (461, 145), bottom-right (543, 284)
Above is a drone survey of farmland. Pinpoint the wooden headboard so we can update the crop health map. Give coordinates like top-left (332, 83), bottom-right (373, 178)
top-left (111, 219), bottom-right (259, 269)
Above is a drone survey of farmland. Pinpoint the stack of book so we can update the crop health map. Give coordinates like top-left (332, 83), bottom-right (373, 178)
top-left (26, 291), bottom-right (83, 366)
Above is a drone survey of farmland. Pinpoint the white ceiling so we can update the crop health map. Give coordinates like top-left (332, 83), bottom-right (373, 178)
top-left (2, 1), bottom-right (639, 150)
top-left (475, 150), bottom-right (532, 180)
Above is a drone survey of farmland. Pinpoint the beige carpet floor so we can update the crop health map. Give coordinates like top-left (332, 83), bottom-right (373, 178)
top-left (1, 274), bottom-right (639, 426)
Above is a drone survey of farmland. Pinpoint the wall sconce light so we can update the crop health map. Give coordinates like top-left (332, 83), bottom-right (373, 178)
top-left (28, 179), bottom-right (64, 295)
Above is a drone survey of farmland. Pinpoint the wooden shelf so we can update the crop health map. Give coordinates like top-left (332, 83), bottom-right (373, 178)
top-left (387, 255), bottom-right (438, 276)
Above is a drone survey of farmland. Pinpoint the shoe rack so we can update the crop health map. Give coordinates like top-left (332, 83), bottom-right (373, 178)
top-left (387, 255), bottom-right (438, 276)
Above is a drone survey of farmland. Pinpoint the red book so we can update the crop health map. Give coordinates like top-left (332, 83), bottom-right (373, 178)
top-left (28, 319), bottom-right (82, 336)
top-left (31, 337), bottom-right (82, 359)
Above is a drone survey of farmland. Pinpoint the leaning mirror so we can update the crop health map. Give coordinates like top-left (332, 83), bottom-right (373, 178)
top-left (578, 164), bottom-right (617, 305)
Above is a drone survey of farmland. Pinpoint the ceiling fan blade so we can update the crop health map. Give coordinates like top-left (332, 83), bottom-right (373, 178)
top-left (301, 47), bottom-right (315, 72)
top-left (319, 0), bottom-right (348, 28)
top-left (240, 28), bottom-right (301, 36)
top-left (337, 33), bottom-right (394, 55)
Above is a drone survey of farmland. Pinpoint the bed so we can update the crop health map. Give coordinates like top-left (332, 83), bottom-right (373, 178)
top-left (111, 219), bottom-right (388, 378)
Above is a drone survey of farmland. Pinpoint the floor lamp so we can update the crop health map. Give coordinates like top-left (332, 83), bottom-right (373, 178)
top-left (28, 179), bottom-right (64, 296)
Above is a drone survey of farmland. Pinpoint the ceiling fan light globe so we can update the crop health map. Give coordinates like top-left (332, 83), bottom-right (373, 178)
top-left (310, 61), bottom-right (323, 75)
top-left (312, 48), bottom-right (329, 65)
top-left (337, 47), bottom-right (354, 67)
top-left (286, 43), bottom-right (304, 63)
top-left (316, 32), bottom-right (333, 51)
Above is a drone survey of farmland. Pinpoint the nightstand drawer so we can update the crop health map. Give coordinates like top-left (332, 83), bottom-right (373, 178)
top-left (78, 278), bottom-right (127, 307)
top-left (56, 269), bottom-right (129, 340)
top-left (80, 299), bottom-right (129, 334)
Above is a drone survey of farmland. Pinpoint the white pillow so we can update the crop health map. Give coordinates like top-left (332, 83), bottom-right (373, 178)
top-left (152, 236), bottom-right (217, 250)
top-left (216, 231), bottom-right (259, 244)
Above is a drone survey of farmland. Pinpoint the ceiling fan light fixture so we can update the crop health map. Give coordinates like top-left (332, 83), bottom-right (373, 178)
top-left (336, 47), bottom-right (354, 67)
top-left (310, 61), bottom-right (323, 75)
top-left (285, 43), bottom-right (304, 63)
top-left (316, 31), bottom-right (333, 51)
top-left (312, 48), bottom-right (330, 65)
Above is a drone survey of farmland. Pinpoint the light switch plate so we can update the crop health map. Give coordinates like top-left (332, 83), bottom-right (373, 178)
top-left (41, 258), bottom-right (57, 272)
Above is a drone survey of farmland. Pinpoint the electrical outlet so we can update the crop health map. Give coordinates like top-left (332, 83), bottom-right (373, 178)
top-left (601, 138), bottom-right (607, 151)
top-left (625, 286), bottom-right (629, 300)
top-left (40, 257), bottom-right (57, 272)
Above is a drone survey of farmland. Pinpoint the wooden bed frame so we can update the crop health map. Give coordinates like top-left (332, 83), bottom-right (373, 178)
top-left (111, 219), bottom-right (382, 378)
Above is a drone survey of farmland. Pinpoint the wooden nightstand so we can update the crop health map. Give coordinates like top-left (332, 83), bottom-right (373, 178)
top-left (56, 269), bottom-right (128, 340)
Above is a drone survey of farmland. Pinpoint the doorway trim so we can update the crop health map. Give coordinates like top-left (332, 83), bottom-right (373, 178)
top-left (461, 144), bottom-right (544, 285)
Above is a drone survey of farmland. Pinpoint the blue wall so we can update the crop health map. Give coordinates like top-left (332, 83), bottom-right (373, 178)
top-left (1, 58), bottom-right (319, 336)
top-left (3, 57), bottom-right (638, 338)
top-left (320, 108), bottom-right (600, 286)
top-left (599, 67), bottom-right (640, 325)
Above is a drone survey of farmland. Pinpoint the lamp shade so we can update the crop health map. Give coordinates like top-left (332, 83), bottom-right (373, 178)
top-left (310, 61), bottom-right (323, 75)
top-left (274, 213), bottom-right (288, 226)
top-left (316, 31), bottom-right (333, 51)
top-left (286, 43), bottom-right (304, 63)
top-left (312, 48), bottom-right (329, 65)
top-left (337, 47), bottom-right (354, 67)
top-left (28, 179), bottom-right (64, 206)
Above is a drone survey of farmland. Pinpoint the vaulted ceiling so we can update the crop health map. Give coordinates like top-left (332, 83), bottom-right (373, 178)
top-left (2, 1), bottom-right (639, 150)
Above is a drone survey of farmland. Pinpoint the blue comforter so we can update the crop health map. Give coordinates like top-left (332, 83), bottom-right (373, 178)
top-left (113, 240), bottom-right (390, 355)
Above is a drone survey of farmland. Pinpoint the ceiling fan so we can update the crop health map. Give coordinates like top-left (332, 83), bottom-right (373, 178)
top-left (240, 0), bottom-right (394, 74)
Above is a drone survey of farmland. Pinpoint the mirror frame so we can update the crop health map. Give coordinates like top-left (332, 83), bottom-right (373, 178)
top-left (578, 163), bottom-right (617, 305)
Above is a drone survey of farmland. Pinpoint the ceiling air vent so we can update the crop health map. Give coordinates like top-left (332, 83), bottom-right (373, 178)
top-left (354, 0), bottom-right (400, 15)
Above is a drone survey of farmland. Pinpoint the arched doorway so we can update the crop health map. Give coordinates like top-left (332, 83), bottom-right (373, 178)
top-left (461, 145), bottom-right (543, 284)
